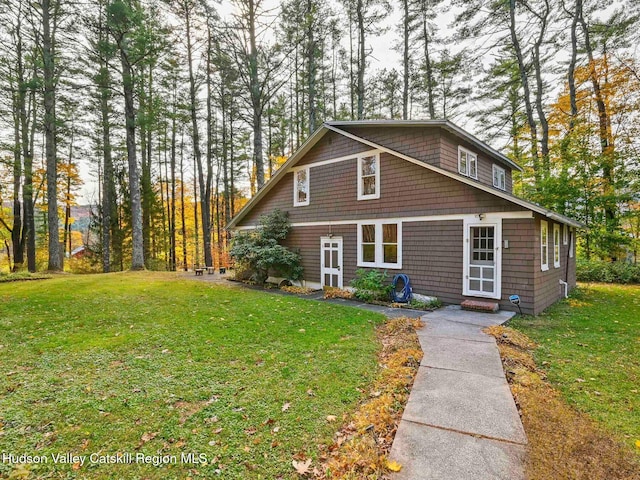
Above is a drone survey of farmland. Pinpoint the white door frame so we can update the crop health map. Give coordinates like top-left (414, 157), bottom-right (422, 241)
top-left (320, 237), bottom-right (343, 288)
top-left (462, 217), bottom-right (502, 299)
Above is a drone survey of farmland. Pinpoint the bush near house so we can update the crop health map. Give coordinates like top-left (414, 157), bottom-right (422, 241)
top-left (350, 269), bottom-right (392, 302)
top-left (230, 209), bottom-right (302, 284)
top-left (576, 259), bottom-right (640, 284)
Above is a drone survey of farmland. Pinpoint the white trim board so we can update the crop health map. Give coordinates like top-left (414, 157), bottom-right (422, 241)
top-left (289, 149), bottom-right (379, 172)
top-left (234, 211), bottom-right (534, 230)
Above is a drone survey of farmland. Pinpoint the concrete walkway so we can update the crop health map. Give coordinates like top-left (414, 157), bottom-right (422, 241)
top-left (389, 306), bottom-right (527, 480)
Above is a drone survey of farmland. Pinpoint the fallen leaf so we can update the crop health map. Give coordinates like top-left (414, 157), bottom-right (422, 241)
top-left (72, 462), bottom-right (81, 471)
top-left (243, 446), bottom-right (251, 452)
top-left (141, 431), bottom-right (158, 443)
top-left (575, 378), bottom-right (585, 383)
top-left (326, 415), bottom-right (337, 422)
top-left (214, 428), bottom-right (223, 434)
top-left (272, 426), bottom-right (280, 433)
top-left (386, 460), bottom-right (402, 472)
top-left (292, 458), bottom-right (312, 475)
top-left (282, 402), bottom-right (291, 412)
top-left (635, 439), bottom-right (640, 449)
top-left (306, 389), bottom-right (315, 396)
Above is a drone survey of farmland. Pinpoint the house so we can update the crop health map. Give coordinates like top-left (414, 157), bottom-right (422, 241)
top-left (228, 121), bottom-right (582, 315)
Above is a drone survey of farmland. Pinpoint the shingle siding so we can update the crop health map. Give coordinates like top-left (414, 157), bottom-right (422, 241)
top-left (439, 132), bottom-right (514, 193)
top-left (240, 147), bottom-right (523, 227)
top-left (234, 127), bottom-right (576, 315)
top-left (532, 215), bottom-right (577, 314)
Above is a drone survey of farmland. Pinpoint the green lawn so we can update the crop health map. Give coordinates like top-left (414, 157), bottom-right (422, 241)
top-left (0, 273), bottom-right (385, 479)
top-left (510, 283), bottom-right (640, 449)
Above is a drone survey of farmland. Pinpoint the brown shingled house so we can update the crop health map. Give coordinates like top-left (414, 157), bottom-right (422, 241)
top-left (228, 121), bottom-right (582, 315)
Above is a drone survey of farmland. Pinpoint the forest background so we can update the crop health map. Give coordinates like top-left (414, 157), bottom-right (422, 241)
top-left (0, 0), bottom-right (638, 273)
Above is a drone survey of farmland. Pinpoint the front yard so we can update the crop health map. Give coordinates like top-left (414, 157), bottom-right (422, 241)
top-left (511, 283), bottom-right (640, 449)
top-left (0, 273), bottom-right (385, 479)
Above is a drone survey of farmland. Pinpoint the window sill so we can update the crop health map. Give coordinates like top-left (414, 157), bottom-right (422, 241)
top-left (357, 194), bottom-right (380, 201)
top-left (541, 265), bottom-right (549, 272)
top-left (357, 262), bottom-right (402, 270)
top-left (293, 201), bottom-right (309, 207)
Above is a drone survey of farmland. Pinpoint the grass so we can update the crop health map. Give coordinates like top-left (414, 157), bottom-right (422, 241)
top-left (509, 283), bottom-right (640, 450)
top-left (486, 325), bottom-right (640, 480)
top-left (0, 272), bottom-right (386, 479)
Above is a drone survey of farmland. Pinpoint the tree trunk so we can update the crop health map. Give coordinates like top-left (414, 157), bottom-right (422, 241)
top-left (42, 0), bottom-right (61, 271)
top-left (306, 0), bottom-right (317, 133)
top-left (422, 9), bottom-right (435, 119)
top-left (120, 50), bottom-right (144, 270)
top-left (11, 86), bottom-right (23, 271)
top-left (245, 0), bottom-right (265, 188)
top-left (185, 8), bottom-right (212, 267)
top-left (356, 0), bottom-right (365, 119)
top-left (577, 10), bottom-right (617, 254)
top-left (567, 0), bottom-right (580, 129)
top-left (179, 127), bottom-right (187, 271)
top-left (169, 83), bottom-right (177, 272)
top-left (402, 0), bottom-right (409, 120)
top-left (23, 80), bottom-right (36, 272)
top-left (532, 0), bottom-right (550, 177)
top-left (508, 0), bottom-right (540, 187)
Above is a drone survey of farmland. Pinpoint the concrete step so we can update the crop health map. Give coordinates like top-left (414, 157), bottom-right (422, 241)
top-left (461, 299), bottom-right (499, 313)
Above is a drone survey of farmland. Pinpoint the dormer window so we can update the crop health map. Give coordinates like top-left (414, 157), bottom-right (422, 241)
top-left (357, 153), bottom-right (380, 200)
top-left (293, 167), bottom-right (309, 206)
top-left (492, 164), bottom-right (506, 190)
top-left (458, 146), bottom-right (477, 179)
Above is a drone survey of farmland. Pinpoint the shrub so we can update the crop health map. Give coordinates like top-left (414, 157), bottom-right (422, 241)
top-left (350, 269), bottom-right (392, 302)
top-left (230, 209), bottom-right (303, 284)
top-left (576, 258), bottom-right (640, 284)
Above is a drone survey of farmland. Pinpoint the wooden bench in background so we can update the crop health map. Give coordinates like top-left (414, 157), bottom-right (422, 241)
top-left (194, 267), bottom-right (205, 276)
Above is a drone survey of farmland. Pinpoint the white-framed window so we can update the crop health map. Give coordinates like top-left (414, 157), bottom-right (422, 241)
top-left (540, 220), bottom-right (549, 271)
top-left (492, 164), bottom-right (506, 190)
top-left (357, 221), bottom-right (402, 269)
top-left (293, 167), bottom-right (309, 206)
top-left (553, 223), bottom-right (561, 268)
top-left (357, 153), bottom-right (380, 200)
top-left (569, 228), bottom-right (574, 258)
top-left (458, 146), bottom-right (477, 179)
top-left (563, 224), bottom-right (569, 245)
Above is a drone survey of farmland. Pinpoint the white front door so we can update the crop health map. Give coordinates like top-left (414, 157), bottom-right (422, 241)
top-left (463, 220), bottom-right (501, 299)
top-left (320, 237), bottom-right (343, 288)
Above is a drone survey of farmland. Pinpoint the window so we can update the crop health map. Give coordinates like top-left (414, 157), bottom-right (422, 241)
top-left (569, 228), bottom-right (574, 258)
top-left (553, 224), bottom-right (561, 268)
top-left (492, 164), bottom-right (506, 190)
top-left (458, 146), bottom-right (477, 179)
top-left (293, 167), bottom-right (309, 206)
top-left (563, 224), bottom-right (568, 245)
top-left (357, 221), bottom-right (401, 268)
top-left (540, 220), bottom-right (549, 271)
top-left (357, 153), bottom-right (380, 200)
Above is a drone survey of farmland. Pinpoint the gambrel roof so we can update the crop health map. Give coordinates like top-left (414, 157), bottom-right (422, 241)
top-left (228, 121), bottom-right (583, 229)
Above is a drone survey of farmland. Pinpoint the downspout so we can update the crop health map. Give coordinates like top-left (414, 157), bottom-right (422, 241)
top-left (559, 228), bottom-right (573, 299)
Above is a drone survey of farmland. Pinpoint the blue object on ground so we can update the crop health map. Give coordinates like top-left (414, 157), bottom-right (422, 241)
top-left (391, 274), bottom-right (413, 303)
